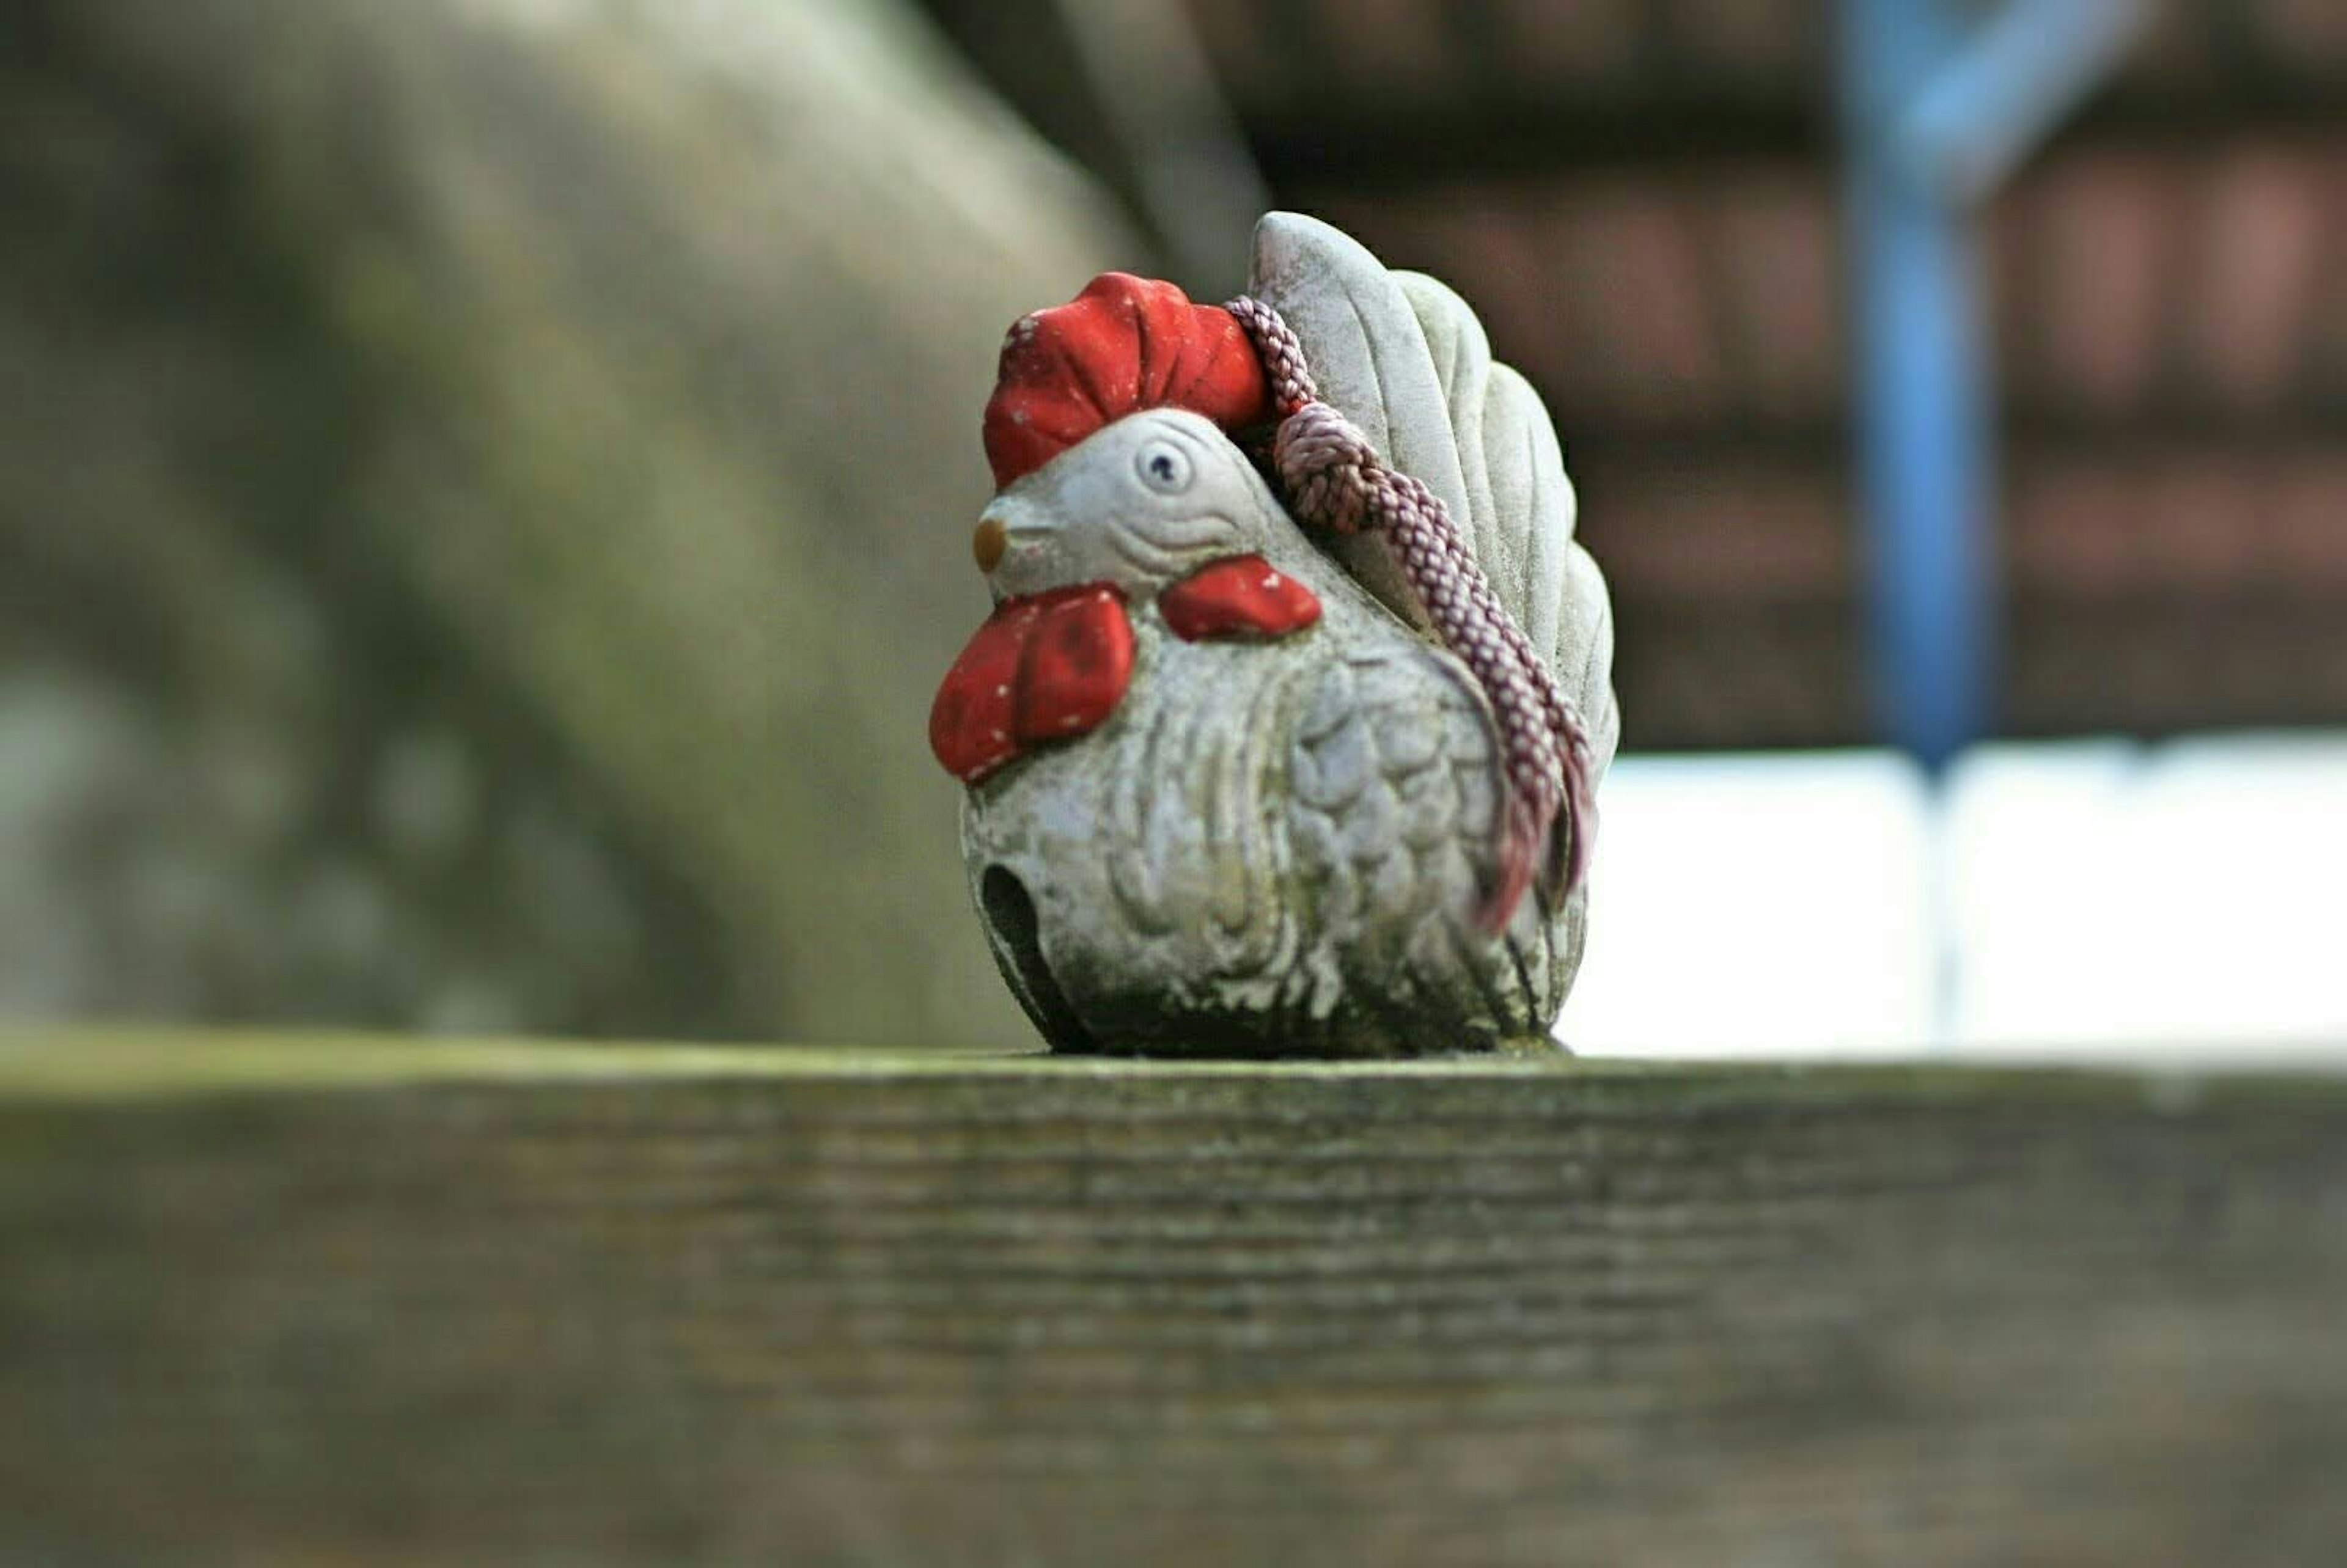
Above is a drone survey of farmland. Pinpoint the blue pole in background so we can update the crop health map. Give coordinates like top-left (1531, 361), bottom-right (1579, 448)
top-left (1840, 0), bottom-right (2145, 770)
top-left (1843, 0), bottom-right (1990, 771)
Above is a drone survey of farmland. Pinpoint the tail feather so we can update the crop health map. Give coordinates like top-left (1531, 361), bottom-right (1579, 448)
top-left (1246, 212), bottom-right (1619, 804)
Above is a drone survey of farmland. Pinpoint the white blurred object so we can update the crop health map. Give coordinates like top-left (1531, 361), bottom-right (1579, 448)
top-left (1947, 735), bottom-right (2347, 1055)
top-left (1564, 735), bottom-right (2347, 1061)
top-left (1559, 751), bottom-right (1939, 1057)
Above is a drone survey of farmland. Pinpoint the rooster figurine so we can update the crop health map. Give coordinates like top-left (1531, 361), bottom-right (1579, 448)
top-left (930, 214), bottom-right (1619, 1056)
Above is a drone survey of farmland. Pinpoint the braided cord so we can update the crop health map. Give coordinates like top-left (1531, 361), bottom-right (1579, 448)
top-left (1225, 295), bottom-right (1595, 932)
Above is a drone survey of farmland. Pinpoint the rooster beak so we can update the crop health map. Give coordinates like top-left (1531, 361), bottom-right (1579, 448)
top-left (972, 516), bottom-right (1008, 574)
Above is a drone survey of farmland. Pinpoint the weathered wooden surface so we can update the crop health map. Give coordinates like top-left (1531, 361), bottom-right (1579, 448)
top-left (5, 1030), bottom-right (2346, 1566)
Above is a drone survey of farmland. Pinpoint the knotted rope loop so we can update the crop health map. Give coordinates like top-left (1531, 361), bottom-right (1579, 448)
top-left (1225, 293), bottom-right (1596, 931)
top-left (1270, 401), bottom-right (1382, 535)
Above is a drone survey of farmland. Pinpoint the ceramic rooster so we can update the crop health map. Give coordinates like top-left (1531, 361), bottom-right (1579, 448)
top-left (930, 214), bottom-right (1618, 1057)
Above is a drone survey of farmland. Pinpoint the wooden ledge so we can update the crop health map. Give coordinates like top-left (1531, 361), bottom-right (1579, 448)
top-left (9, 1024), bottom-right (2345, 1101)
top-left (4, 1028), bottom-right (2345, 1565)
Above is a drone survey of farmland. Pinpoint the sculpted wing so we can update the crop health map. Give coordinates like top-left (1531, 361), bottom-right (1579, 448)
top-left (1285, 645), bottom-right (1568, 1044)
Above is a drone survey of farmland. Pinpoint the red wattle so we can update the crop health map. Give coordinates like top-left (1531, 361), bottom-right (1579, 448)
top-left (1159, 554), bottom-right (1321, 642)
top-left (1015, 585), bottom-right (1133, 740)
top-left (929, 584), bottom-right (1134, 784)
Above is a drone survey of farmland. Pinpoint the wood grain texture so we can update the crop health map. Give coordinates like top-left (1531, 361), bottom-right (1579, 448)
top-left (4, 1030), bottom-right (2346, 1566)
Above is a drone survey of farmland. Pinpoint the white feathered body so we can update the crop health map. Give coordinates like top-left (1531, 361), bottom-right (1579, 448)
top-left (962, 540), bottom-right (1578, 1056)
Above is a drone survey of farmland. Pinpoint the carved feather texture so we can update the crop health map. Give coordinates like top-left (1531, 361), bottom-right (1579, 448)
top-left (1244, 213), bottom-right (1620, 792)
top-left (1285, 647), bottom-right (1565, 1041)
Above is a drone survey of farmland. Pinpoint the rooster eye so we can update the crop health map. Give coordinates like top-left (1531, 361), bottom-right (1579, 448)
top-left (1135, 441), bottom-right (1192, 494)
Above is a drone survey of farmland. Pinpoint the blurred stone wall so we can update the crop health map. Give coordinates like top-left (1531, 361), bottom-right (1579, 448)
top-left (1, 0), bottom-right (1140, 1042)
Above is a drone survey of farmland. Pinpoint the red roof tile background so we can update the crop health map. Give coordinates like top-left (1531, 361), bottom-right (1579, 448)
top-left (1182, 0), bottom-right (2347, 747)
